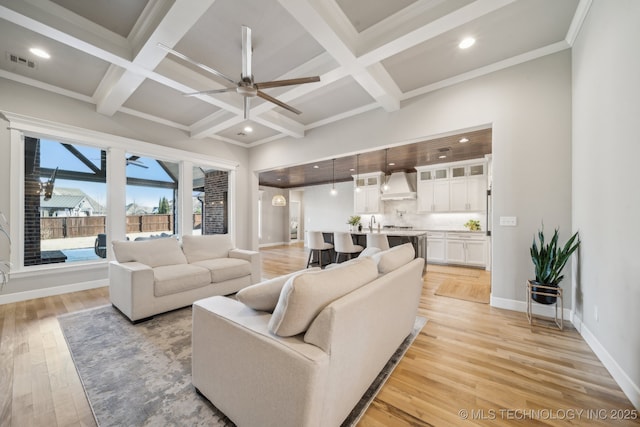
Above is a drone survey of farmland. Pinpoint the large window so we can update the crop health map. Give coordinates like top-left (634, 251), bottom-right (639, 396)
top-left (24, 137), bottom-right (107, 265)
top-left (125, 154), bottom-right (178, 241)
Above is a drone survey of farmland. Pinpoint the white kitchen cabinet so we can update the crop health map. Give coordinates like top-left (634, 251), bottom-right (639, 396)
top-left (449, 162), bottom-right (487, 212)
top-left (353, 172), bottom-right (382, 214)
top-left (426, 231), bottom-right (445, 263)
top-left (445, 232), bottom-right (487, 267)
top-left (416, 167), bottom-right (449, 212)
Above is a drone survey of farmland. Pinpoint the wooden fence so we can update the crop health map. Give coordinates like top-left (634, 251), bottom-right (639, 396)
top-left (39, 214), bottom-right (192, 239)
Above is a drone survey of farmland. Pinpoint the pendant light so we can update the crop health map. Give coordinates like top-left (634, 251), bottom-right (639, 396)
top-left (355, 154), bottom-right (361, 193)
top-left (382, 149), bottom-right (389, 192)
top-left (330, 158), bottom-right (337, 196)
top-left (271, 194), bottom-right (286, 206)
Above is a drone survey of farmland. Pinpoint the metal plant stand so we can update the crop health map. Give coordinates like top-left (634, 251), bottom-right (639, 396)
top-left (526, 281), bottom-right (563, 330)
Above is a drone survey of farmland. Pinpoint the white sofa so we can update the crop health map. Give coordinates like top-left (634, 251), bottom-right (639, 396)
top-left (109, 234), bottom-right (260, 322)
top-left (192, 243), bottom-right (424, 427)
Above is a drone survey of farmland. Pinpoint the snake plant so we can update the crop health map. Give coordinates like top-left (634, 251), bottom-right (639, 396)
top-left (530, 226), bottom-right (580, 286)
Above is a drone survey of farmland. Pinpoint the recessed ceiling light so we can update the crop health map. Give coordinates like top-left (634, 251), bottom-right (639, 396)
top-left (438, 155), bottom-right (447, 159)
top-left (458, 37), bottom-right (475, 49)
top-left (459, 137), bottom-right (469, 143)
top-left (29, 47), bottom-right (50, 59)
top-left (313, 165), bottom-right (319, 169)
top-left (388, 162), bottom-right (395, 166)
top-left (243, 126), bottom-right (253, 133)
top-left (349, 168), bottom-right (355, 172)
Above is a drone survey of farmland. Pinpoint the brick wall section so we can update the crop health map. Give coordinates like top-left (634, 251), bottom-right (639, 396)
top-left (24, 137), bottom-right (42, 266)
top-left (203, 171), bottom-right (228, 234)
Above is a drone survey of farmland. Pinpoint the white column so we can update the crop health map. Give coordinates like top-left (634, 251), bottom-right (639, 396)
top-left (107, 147), bottom-right (126, 256)
top-left (178, 161), bottom-right (193, 237)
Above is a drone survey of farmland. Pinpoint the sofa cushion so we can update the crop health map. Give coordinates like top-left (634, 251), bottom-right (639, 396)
top-left (112, 237), bottom-right (187, 268)
top-left (371, 243), bottom-right (415, 274)
top-left (182, 234), bottom-right (234, 263)
top-left (236, 268), bottom-right (321, 312)
top-left (359, 246), bottom-right (382, 258)
top-left (191, 257), bottom-right (252, 283)
top-left (268, 257), bottom-right (378, 337)
top-left (153, 264), bottom-right (211, 297)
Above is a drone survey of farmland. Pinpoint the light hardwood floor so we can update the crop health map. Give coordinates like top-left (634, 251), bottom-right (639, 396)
top-left (0, 244), bottom-right (637, 426)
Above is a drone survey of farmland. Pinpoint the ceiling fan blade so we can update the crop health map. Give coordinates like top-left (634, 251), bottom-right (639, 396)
top-left (183, 87), bottom-right (236, 96)
top-left (254, 76), bottom-right (320, 89)
top-left (241, 26), bottom-right (252, 81)
top-left (257, 91), bottom-right (302, 115)
top-left (244, 97), bottom-right (250, 120)
top-left (157, 43), bottom-right (237, 85)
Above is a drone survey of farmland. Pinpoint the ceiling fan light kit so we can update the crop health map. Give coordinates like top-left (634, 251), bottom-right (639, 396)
top-left (160, 26), bottom-right (320, 120)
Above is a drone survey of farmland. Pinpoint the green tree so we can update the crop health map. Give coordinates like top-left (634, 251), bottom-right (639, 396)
top-left (157, 196), bottom-right (170, 214)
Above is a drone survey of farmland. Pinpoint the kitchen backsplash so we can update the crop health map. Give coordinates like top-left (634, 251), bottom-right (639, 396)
top-left (360, 199), bottom-right (486, 231)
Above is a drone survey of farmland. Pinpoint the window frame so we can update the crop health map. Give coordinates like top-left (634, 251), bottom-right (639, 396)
top-left (5, 113), bottom-right (238, 278)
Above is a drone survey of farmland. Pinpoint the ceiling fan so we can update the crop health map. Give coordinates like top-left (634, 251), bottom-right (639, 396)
top-left (159, 26), bottom-right (320, 120)
top-left (126, 155), bottom-right (148, 168)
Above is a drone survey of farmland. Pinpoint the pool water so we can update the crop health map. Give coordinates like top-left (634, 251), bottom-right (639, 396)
top-left (62, 248), bottom-right (101, 262)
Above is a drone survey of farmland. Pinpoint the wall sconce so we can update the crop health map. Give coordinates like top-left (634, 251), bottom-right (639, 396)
top-left (272, 194), bottom-right (286, 206)
top-left (39, 167), bottom-right (58, 201)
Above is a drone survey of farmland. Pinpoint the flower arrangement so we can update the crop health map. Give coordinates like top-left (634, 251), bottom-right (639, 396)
top-left (464, 219), bottom-right (481, 231)
top-left (347, 215), bottom-right (362, 226)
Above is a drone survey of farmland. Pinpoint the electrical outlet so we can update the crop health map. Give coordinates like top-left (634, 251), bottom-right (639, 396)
top-left (594, 306), bottom-right (599, 322)
top-left (499, 216), bottom-right (517, 226)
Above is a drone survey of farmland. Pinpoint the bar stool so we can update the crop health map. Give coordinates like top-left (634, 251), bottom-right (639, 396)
top-left (306, 231), bottom-right (334, 268)
top-left (366, 233), bottom-right (390, 250)
top-left (333, 232), bottom-right (364, 263)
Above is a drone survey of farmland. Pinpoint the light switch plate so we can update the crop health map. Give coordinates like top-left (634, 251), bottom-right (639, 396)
top-left (499, 216), bottom-right (517, 226)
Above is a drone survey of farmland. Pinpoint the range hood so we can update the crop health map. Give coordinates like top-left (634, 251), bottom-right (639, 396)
top-left (380, 172), bottom-right (417, 200)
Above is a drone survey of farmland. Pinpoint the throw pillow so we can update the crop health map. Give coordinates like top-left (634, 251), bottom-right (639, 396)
top-left (371, 242), bottom-right (415, 274)
top-left (268, 257), bottom-right (378, 337)
top-left (236, 268), bottom-right (321, 312)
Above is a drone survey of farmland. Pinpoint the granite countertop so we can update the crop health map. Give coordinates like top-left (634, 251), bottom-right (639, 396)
top-left (426, 229), bottom-right (485, 234)
top-left (340, 229), bottom-right (427, 237)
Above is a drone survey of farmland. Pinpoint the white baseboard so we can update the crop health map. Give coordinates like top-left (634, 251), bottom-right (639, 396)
top-left (491, 296), bottom-right (639, 410)
top-left (0, 279), bottom-right (108, 305)
top-left (490, 295), bottom-right (573, 321)
top-left (580, 323), bottom-right (640, 410)
top-left (258, 241), bottom-right (286, 248)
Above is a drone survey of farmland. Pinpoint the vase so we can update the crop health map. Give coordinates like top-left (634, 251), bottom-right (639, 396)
top-left (529, 280), bottom-right (558, 305)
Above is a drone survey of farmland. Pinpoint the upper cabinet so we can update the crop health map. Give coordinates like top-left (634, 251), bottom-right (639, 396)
top-left (415, 160), bottom-right (488, 213)
top-left (449, 162), bottom-right (487, 212)
top-left (416, 167), bottom-right (449, 212)
top-left (353, 172), bottom-right (383, 214)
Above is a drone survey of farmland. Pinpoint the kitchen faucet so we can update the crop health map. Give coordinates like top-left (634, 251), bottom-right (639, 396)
top-left (369, 215), bottom-right (376, 231)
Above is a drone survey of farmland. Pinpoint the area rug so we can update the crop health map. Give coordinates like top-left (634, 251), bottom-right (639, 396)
top-left (58, 304), bottom-right (427, 427)
top-left (435, 278), bottom-right (490, 303)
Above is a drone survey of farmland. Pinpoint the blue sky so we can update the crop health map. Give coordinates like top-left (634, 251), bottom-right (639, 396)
top-left (40, 139), bottom-right (175, 209)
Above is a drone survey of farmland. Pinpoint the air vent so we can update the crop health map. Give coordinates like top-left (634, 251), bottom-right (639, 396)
top-left (7, 52), bottom-right (37, 69)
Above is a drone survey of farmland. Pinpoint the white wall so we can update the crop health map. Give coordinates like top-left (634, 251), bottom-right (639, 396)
top-left (258, 186), bottom-right (288, 246)
top-left (572, 0), bottom-right (640, 407)
top-left (250, 51), bottom-right (573, 307)
top-left (302, 181), bottom-right (354, 239)
top-left (0, 78), bottom-right (251, 298)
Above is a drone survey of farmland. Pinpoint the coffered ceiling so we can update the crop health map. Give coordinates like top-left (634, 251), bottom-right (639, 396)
top-left (0, 0), bottom-right (583, 147)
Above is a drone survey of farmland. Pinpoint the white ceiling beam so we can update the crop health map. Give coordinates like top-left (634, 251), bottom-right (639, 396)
top-left (95, 0), bottom-right (216, 116)
top-left (190, 112), bottom-right (243, 139)
top-left (278, 0), bottom-right (400, 112)
top-left (357, 0), bottom-right (517, 66)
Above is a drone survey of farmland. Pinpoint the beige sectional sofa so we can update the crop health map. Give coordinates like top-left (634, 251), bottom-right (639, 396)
top-left (109, 234), bottom-right (260, 322)
top-left (192, 243), bottom-right (424, 427)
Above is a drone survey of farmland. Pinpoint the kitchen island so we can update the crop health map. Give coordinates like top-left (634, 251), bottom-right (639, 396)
top-left (318, 229), bottom-right (427, 261)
